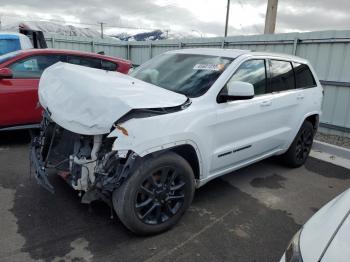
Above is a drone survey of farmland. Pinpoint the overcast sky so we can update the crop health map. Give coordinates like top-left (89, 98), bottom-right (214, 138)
top-left (1, 0), bottom-right (349, 36)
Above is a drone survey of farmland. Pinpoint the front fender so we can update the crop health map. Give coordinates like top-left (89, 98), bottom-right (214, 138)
top-left (108, 118), bottom-right (206, 179)
top-left (109, 126), bottom-right (202, 158)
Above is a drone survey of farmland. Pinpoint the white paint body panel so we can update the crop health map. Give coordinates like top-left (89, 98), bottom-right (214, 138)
top-left (299, 188), bottom-right (350, 262)
top-left (280, 188), bottom-right (350, 262)
top-left (40, 49), bottom-right (323, 187)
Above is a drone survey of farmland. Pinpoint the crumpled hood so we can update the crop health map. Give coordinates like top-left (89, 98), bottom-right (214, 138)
top-left (300, 188), bottom-right (350, 262)
top-left (39, 62), bottom-right (187, 135)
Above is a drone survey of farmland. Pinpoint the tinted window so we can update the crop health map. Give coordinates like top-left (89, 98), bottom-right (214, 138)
top-left (130, 53), bottom-right (233, 97)
top-left (270, 60), bottom-right (295, 92)
top-left (101, 60), bottom-right (117, 71)
top-left (293, 62), bottom-right (316, 88)
top-left (67, 56), bottom-right (101, 69)
top-left (9, 55), bottom-right (61, 78)
top-left (226, 59), bottom-right (267, 95)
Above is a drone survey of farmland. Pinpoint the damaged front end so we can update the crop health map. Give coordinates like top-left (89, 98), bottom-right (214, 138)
top-left (31, 111), bottom-right (139, 204)
top-left (31, 62), bottom-right (189, 205)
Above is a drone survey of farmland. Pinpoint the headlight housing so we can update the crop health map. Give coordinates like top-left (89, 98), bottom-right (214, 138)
top-left (285, 228), bottom-right (303, 262)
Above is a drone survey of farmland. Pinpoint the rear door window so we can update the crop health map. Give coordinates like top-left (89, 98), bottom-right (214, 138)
top-left (9, 55), bottom-right (61, 78)
top-left (293, 62), bottom-right (316, 89)
top-left (269, 60), bottom-right (295, 92)
top-left (67, 56), bottom-right (101, 69)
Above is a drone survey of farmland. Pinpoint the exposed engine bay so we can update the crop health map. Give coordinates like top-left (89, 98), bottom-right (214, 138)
top-left (31, 112), bottom-right (139, 204)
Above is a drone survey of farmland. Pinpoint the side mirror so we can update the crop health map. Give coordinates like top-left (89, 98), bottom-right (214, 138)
top-left (0, 68), bottom-right (13, 79)
top-left (218, 81), bottom-right (254, 102)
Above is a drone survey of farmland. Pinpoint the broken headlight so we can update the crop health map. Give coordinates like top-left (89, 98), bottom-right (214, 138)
top-left (284, 228), bottom-right (303, 262)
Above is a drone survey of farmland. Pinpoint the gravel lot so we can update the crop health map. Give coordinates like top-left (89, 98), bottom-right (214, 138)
top-left (1, 131), bottom-right (350, 262)
top-left (315, 132), bottom-right (350, 149)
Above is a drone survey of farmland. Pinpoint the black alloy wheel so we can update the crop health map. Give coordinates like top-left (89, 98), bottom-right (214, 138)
top-left (135, 166), bottom-right (186, 225)
top-left (113, 151), bottom-right (195, 235)
top-left (295, 127), bottom-right (313, 163)
top-left (281, 121), bottom-right (315, 167)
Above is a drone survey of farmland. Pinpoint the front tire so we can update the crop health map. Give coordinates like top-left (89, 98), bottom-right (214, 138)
top-left (113, 151), bottom-right (195, 235)
top-left (281, 121), bottom-right (315, 167)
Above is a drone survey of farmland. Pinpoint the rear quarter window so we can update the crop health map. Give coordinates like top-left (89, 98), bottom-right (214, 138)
top-left (293, 62), bottom-right (316, 89)
top-left (67, 55), bottom-right (101, 69)
top-left (101, 60), bottom-right (118, 71)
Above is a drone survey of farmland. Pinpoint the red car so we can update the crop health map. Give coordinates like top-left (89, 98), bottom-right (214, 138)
top-left (0, 49), bottom-right (131, 130)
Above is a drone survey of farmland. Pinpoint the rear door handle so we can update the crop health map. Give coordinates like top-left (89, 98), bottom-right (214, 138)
top-left (260, 100), bottom-right (272, 107)
top-left (297, 94), bottom-right (305, 100)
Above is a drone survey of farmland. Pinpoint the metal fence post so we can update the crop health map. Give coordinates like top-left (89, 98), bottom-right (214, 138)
top-left (292, 38), bottom-right (299, 55)
top-left (221, 39), bottom-right (225, 48)
top-left (51, 37), bottom-right (55, 48)
top-left (179, 42), bottom-right (182, 49)
top-left (149, 43), bottom-right (152, 59)
top-left (127, 43), bottom-right (130, 60)
top-left (91, 41), bottom-right (95, 53)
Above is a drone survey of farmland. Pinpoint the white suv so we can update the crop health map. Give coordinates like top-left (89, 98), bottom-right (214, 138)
top-left (31, 48), bottom-right (323, 235)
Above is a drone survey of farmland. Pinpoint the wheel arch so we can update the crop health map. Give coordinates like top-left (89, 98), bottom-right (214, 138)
top-left (280, 112), bottom-right (320, 154)
top-left (169, 144), bottom-right (201, 181)
top-left (144, 142), bottom-right (202, 182)
top-left (304, 114), bottom-right (319, 133)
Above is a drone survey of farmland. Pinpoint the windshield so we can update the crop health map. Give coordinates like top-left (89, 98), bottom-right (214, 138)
top-left (130, 53), bottom-right (234, 97)
top-left (0, 50), bottom-right (22, 64)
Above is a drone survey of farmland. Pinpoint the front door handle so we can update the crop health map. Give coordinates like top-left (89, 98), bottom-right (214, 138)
top-left (260, 100), bottom-right (272, 107)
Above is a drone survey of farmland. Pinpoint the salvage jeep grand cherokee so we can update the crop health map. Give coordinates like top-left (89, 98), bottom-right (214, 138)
top-left (31, 48), bottom-right (323, 235)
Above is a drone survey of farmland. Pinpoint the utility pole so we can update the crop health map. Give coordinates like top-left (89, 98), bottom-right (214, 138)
top-left (264, 0), bottom-right (278, 34)
top-left (224, 0), bottom-right (231, 37)
top-left (99, 22), bottom-right (105, 38)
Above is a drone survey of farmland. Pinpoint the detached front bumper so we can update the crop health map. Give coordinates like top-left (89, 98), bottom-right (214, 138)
top-left (30, 137), bottom-right (55, 193)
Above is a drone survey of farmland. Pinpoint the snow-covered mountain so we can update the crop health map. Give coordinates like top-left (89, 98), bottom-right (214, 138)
top-left (3, 21), bottom-right (202, 41)
top-left (111, 29), bottom-right (202, 41)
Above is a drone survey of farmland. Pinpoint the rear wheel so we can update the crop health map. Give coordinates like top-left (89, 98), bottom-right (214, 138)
top-left (281, 121), bottom-right (315, 167)
top-left (113, 151), bottom-right (195, 235)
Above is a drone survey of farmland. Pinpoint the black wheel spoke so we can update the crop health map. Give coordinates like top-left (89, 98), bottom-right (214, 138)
top-left (141, 203), bottom-right (157, 220)
top-left (167, 171), bottom-right (178, 187)
top-left (140, 185), bottom-right (154, 197)
top-left (170, 181), bottom-right (185, 191)
top-left (164, 203), bottom-right (175, 217)
top-left (135, 198), bottom-right (153, 210)
top-left (167, 194), bottom-right (185, 201)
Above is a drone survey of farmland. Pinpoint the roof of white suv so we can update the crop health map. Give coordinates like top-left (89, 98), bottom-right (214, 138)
top-left (169, 48), bottom-right (308, 63)
top-left (169, 48), bottom-right (250, 58)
